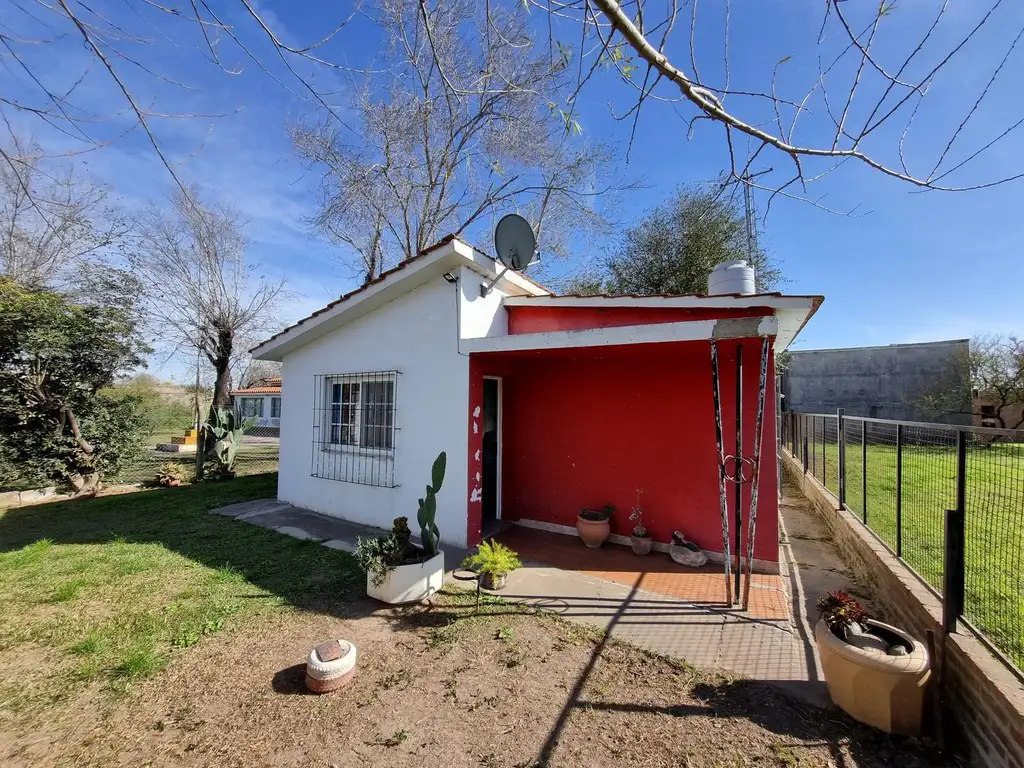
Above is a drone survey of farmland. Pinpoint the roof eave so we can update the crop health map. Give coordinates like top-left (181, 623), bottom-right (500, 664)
top-left (251, 237), bottom-right (548, 361)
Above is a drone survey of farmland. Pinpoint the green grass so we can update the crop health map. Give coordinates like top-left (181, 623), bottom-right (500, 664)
top-left (0, 473), bottom-right (362, 721)
top-left (800, 438), bottom-right (1024, 668)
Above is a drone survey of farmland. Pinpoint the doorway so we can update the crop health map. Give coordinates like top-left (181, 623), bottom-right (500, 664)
top-left (482, 377), bottom-right (502, 536)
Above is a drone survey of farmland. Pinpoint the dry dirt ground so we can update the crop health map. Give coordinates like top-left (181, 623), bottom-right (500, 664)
top-left (4, 591), bottom-right (958, 768)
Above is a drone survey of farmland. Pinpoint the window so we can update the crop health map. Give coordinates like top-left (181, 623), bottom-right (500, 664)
top-left (326, 376), bottom-right (395, 449)
top-left (239, 397), bottom-right (263, 418)
top-left (271, 397), bottom-right (282, 418)
top-left (312, 371), bottom-right (399, 487)
top-left (980, 405), bottom-right (996, 417)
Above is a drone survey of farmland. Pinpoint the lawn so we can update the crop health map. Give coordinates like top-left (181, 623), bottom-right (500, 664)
top-left (800, 437), bottom-right (1024, 668)
top-left (0, 477), bottom-right (955, 767)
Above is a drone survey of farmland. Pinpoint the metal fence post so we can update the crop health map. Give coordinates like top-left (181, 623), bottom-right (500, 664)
top-left (821, 414), bottom-right (827, 485)
top-left (944, 507), bottom-right (966, 634)
top-left (895, 423), bottom-right (903, 558)
top-left (837, 408), bottom-right (846, 507)
top-left (956, 429), bottom-right (968, 520)
top-left (802, 416), bottom-right (809, 474)
top-left (861, 419), bottom-right (868, 524)
top-left (944, 430), bottom-right (968, 634)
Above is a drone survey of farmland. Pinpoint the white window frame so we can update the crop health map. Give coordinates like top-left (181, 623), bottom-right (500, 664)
top-left (270, 397), bottom-right (282, 418)
top-left (239, 397), bottom-right (264, 418)
top-left (324, 373), bottom-right (396, 453)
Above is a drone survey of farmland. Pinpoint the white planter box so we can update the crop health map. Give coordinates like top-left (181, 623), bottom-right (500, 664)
top-left (366, 551), bottom-right (445, 604)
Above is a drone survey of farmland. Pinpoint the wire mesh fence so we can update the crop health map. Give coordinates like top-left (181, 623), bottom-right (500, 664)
top-left (784, 410), bottom-right (1024, 676)
top-left (0, 425), bottom-right (280, 494)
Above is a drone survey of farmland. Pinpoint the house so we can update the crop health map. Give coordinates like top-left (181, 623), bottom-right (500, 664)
top-left (250, 235), bottom-right (821, 569)
top-left (230, 377), bottom-right (282, 435)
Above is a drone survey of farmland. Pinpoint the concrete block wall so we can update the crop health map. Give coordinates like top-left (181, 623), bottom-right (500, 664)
top-left (781, 339), bottom-right (972, 424)
top-left (782, 449), bottom-right (1024, 768)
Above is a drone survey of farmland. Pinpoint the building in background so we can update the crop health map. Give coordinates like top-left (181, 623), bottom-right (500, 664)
top-left (780, 339), bottom-right (971, 425)
top-left (230, 377), bottom-right (282, 435)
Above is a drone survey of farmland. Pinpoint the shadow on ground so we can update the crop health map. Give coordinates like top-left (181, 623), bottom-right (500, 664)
top-left (0, 476), bottom-right (961, 767)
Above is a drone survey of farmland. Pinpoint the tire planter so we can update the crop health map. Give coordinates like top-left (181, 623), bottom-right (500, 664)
top-left (367, 551), bottom-right (444, 604)
top-left (576, 514), bottom-right (610, 548)
top-left (631, 535), bottom-right (653, 556)
top-left (305, 639), bottom-right (357, 694)
top-left (815, 619), bottom-right (930, 735)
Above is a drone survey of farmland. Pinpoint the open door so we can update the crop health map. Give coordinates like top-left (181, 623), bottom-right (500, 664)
top-left (482, 376), bottom-right (501, 536)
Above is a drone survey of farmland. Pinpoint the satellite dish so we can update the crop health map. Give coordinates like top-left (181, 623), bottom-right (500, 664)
top-left (494, 214), bottom-right (537, 271)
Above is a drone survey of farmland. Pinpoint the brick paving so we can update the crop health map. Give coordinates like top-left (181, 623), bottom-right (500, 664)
top-left (495, 525), bottom-right (789, 622)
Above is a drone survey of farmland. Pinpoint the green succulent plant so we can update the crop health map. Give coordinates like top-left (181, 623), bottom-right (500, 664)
top-left (417, 451), bottom-right (446, 558)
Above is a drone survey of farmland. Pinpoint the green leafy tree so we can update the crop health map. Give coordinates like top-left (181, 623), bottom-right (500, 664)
top-left (565, 184), bottom-right (781, 296)
top-left (0, 278), bottom-right (150, 492)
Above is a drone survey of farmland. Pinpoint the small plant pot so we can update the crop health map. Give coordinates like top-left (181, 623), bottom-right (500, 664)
top-left (480, 572), bottom-right (507, 590)
top-left (576, 514), bottom-right (610, 548)
top-left (630, 535), bottom-right (653, 556)
top-left (815, 619), bottom-right (930, 735)
top-left (166, 479), bottom-right (181, 487)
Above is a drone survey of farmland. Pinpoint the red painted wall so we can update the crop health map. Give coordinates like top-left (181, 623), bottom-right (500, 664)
top-left (468, 339), bottom-right (779, 562)
top-left (507, 305), bottom-right (770, 335)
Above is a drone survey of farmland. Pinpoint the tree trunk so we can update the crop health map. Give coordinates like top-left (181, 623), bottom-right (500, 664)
top-left (210, 326), bottom-right (234, 409)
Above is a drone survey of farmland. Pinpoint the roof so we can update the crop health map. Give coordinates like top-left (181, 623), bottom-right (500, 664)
top-left (502, 292), bottom-right (824, 351)
top-left (230, 386), bottom-right (281, 396)
top-left (251, 235), bottom-right (550, 361)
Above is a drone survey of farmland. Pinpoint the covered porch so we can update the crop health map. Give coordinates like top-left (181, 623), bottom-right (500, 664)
top-left (465, 336), bottom-right (780, 570)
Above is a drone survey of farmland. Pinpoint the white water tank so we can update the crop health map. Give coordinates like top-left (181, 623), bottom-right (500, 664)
top-left (708, 259), bottom-right (756, 296)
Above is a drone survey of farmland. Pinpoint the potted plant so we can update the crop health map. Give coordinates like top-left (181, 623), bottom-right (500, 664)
top-left (461, 539), bottom-right (522, 590)
top-left (354, 451), bottom-right (447, 604)
top-left (628, 490), bottom-right (652, 556)
top-left (155, 462), bottom-right (186, 487)
top-left (576, 504), bottom-right (614, 548)
top-left (814, 590), bottom-right (931, 735)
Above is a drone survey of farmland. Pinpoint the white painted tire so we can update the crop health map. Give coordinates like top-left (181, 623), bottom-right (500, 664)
top-left (306, 640), bottom-right (357, 681)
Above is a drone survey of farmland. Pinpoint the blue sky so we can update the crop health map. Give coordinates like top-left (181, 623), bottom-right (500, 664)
top-left (5, 0), bottom-right (1023, 380)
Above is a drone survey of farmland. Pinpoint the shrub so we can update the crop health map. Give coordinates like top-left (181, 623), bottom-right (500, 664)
top-left (816, 590), bottom-right (869, 635)
top-left (462, 539), bottom-right (522, 577)
top-left (155, 462), bottom-right (186, 487)
top-left (354, 531), bottom-right (404, 587)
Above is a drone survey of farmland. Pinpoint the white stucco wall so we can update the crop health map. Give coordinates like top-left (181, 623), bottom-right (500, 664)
top-left (278, 277), bottom-right (471, 546)
top-left (458, 264), bottom-right (508, 339)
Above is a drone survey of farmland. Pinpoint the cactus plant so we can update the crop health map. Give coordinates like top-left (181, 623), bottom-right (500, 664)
top-left (417, 451), bottom-right (446, 558)
top-left (202, 407), bottom-right (253, 477)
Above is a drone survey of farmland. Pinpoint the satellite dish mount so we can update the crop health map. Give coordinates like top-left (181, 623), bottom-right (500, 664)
top-left (480, 214), bottom-right (538, 297)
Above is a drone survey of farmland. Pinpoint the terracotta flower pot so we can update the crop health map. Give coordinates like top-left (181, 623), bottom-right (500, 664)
top-left (481, 572), bottom-right (507, 590)
top-left (815, 619), bottom-right (930, 735)
top-left (631, 535), bottom-right (653, 556)
top-left (576, 514), bottom-right (610, 548)
top-left (167, 479), bottom-right (181, 487)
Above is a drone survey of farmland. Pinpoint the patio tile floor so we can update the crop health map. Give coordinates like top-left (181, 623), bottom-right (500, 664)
top-left (494, 525), bottom-right (789, 623)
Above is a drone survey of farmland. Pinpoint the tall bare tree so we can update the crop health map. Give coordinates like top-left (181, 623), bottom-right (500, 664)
top-left (0, 135), bottom-right (129, 288)
top-left (539, 0), bottom-right (1024, 205)
top-left (290, 0), bottom-right (619, 283)
top-left (131, 186), bottom-right (285, 410)
top-left (2, 1), bottom-right (1021, 210)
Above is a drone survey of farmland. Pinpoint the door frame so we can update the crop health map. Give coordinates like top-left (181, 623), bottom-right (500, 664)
top-left (483, 376), bottom-right (503, 521)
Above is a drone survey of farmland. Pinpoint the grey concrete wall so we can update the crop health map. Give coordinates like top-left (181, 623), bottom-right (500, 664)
top-left (781, 339), bottom-right (971, 425)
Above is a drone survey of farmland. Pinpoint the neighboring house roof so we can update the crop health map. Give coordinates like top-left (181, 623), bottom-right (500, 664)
top-left (230, 386), bottom-right (281, 396)
top-left (251, 235), bottom-right (550, 361)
